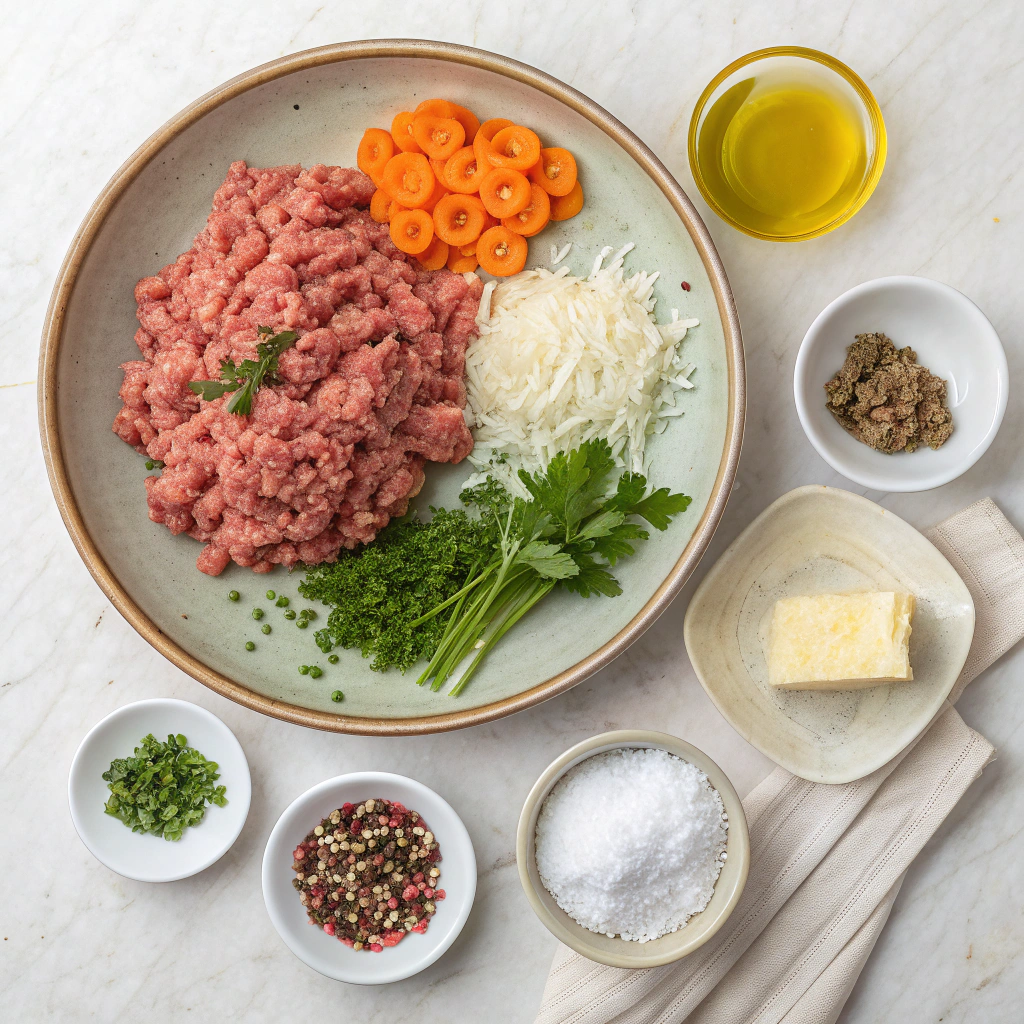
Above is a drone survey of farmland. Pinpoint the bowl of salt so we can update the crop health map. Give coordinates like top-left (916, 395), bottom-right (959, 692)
top-left (516, 730), bottom-right (749, 967)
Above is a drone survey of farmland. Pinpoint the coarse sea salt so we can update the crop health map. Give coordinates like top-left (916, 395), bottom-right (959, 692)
top-left (535, 747), bottom-right (728, 942)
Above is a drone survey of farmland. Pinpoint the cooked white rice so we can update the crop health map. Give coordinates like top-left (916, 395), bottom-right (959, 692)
top-left (465, 243), bottom-right (698, 485)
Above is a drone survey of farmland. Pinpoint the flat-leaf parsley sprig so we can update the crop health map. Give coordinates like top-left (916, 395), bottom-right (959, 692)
top-left (189, 326), bottom-right (298, 415)
top-left (412, 439), bottom-right (691, 694)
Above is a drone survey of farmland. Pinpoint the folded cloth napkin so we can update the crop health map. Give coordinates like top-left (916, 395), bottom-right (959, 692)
top-left (536, 497), bottom-right (1024, 1024)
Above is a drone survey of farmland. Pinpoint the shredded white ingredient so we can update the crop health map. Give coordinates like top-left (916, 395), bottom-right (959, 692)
top-left (466, 244), bottom-right (698, 484)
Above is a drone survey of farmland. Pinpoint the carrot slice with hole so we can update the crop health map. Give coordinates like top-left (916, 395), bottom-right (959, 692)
top-left (421, 178), bottom-right (451, 215)
top-left (390, 111), bottom-right (424, 154)
top-left (528, 147), bottom-right (578, 197)
top-left (448, 102), bottom-right (481, 143)
top-left (388, 199), bottom-right (408, 219)
top-left (502, 183), bottom-right (551, 236)
top-left (369, 188), bottom-right (393, 223)
top-left (550, 180), bottom-right (584, 221)
top-left (447, 249), bottom-right (479, 274)
top-left (381, 153), bottom-right (436, 208)
top-left (432, 193), bottom-right (487, 246)
top-left (429, 157), bottom-right (449, 182)
top-left (357, 129), bottom-right (395, 186)
top-left (412, 115), bottom-right (466, 160)
top-left (390, 209), bottom-right (434, 255)
top-left (473, 118), bottom-right (513, 172)
top-left (443, 147), bottom-right (483, 193)
top-left (487, 126), bottom-right (542, 171)
top-left (478, 167), bottom-right (532, 218)
top-left (415, 236), bottom-right (449, 271)
top-left (414, 98), bottom-right (456, 118)
top-left (477, 226), bottom-right (528, 276)
top-left (458, 241), bottom-right (478, 256)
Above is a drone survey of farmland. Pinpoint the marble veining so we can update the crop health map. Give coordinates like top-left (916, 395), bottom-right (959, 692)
top-left (1, 1), bottom-right (1022, 1021)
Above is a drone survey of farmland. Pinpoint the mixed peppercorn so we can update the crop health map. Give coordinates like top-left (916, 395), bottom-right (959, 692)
top-left (291, 798), bottom-right (445, 952)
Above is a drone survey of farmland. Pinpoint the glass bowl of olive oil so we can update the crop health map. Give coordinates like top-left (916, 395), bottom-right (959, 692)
top-left (689, 47), bottom-right (886, 241)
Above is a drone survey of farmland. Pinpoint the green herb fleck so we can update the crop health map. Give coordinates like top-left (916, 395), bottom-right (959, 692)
top-left (331, 690), bottom-right (344, 703)
top-left (261, 624), bottom-right (271, 635)
top-left (266, 590), bottom-right (276, 600)
top-left (298, 665), bottom-right (309, 675)
top-left (101, 733), bottom-right (227, 841)
top-left (188, 326), bottom-right (298, 415)
top-left (252, 608), bottom-right (264, 621)
top-left (328, 654), bottom-right (339, 665)
top-left (275, 596), bottom-right (290, 608)
top-left (284, 609), bottom-right (296, 620)
top-left (309, 666), bottom-right (323, 679)
top-left (245, 641), bottom-right (255, 652)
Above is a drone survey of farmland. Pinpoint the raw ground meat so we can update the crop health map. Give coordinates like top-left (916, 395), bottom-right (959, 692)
top-left (113, 160), bottom-right (481, 575)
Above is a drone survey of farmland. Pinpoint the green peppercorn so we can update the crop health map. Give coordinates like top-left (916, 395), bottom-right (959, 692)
top-left (297, 619), bottom-right (308, 629)
top-left (145, 460), bottom-right (155, 470)
top-left (266, 590), bottom-right (276, 600)
top-left (275, 596), bottom-right (289, 608)
top-left (309, 666), bottom-right (323, 679)
top-left (298, 665), bottom-right (310, 675)
top-left (302, 609), bottom-right (318, 620)
top-left (328, 654), bottom-right (339, 665)
top-left (228, 590), bottom-right (240, 602)
top-left (261, 624), bottom-right (271, 635)
top-left (244, 641), bottom-right (255, 652)
top-left (252, 608), bottom-right (264, 620)
top-left (284, 609), bottom-right (296, 620)
top-left (331, 690), bottom-right (344, 703)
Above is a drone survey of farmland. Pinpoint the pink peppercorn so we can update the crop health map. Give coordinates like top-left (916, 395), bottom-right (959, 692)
top-left (323, 921), bottom-right (335, 936)
top-left (402, 885), bottom-right (419, 900)
top-left (341, 937), bottom-right (354, 948)
top-left (412, 920), bottom-right (428, 934)
top-left (424, 887), bottom-right (434, 898)
top-left (293, 846), bottom-right (306, 861)
top-left (388, 896), bottom-right (400, 909)
top-left (435, 889), bottom-right (446, 900)
top-left (370, 943), bottom-right (383, 953)
top-left (413, 872), bottom-right (424, 883)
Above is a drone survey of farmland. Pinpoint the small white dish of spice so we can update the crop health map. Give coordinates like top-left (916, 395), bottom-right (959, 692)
top-left (517, 731), bottom-right (749, 968)
top-left (262, 772), bottom-right (476, 985)
top-left (794, 276), bottom-right (1007, 492)
top-left (68, 698), bottom-right (251, 882)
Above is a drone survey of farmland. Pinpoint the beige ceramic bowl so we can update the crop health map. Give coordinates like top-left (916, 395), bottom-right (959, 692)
top-left (516, 730), bottom-right (749, 968)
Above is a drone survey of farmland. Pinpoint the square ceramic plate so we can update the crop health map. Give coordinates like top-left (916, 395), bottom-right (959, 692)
top-left (683, 486), bottom-right (975, 783)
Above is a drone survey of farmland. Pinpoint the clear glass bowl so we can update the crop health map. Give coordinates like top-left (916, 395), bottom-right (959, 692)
top-left (688, 47), bottom-right (886, 242)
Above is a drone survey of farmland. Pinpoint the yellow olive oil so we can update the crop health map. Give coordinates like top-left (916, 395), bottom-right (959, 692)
top-left (696, 70), bottom-right (869, 238)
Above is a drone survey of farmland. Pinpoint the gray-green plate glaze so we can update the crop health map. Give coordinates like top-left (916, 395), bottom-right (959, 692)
top-left (40, 41), bottom-right (743, 734)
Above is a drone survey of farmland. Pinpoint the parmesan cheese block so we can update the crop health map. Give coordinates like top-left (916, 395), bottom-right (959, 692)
top-left (767, 592), bottom-right (915, 690)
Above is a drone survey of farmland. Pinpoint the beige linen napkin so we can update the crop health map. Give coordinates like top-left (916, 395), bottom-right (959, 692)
top-left (536, 498), bottom-right (1024, 1024)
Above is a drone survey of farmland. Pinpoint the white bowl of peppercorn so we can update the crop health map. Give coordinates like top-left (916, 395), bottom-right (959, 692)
top-left (794, 276), bottom-right (1008, 492)
top-left (262, 772), bottom-right (476, 985)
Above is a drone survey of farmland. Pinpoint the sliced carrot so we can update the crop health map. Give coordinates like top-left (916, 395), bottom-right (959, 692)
top-left (473, 118), bottom-right (513, 172)
top-left (478, 167), bottom-right (532, 218)
top-left (414, 98), bottom-right (456, 118)
top-left (443, 147), bottom-right (483, 193)
top-left (487, 125), bottom-right (542, 171)
top-left (369, 188), bottom-right (393, 223)
top-left (421, 178), bottom-right (451, 214)
top-left (357, 129), bottom-right (395, 186)
top-left (415, 236), bottom-right (450, 271)
top-left (429, 157), bottom-right (449, 182)
top-left (447, 249), bottom-right (479, 274)
top-left (390, 111), bottom-right (423, 153)
top-left (476, 225), bottom-right (528, 277)
top-left (381, 152), bottom-right (436, 208)
top-left (412, 115), bottom-right (465, 161)
top-left (390, 209), bottom-right (434, 255)
top-left (459, 241), bottom-right (478, 256)
top-left (549, 180), bottom-right (584, 221)
top-left (432, 193), bottom-right (487, 247)
top-left (502, 183), bottom-right (551, 236)
top-left (448, 102), bottom-right (481, 143)
top-left (528, 147), bottom-right (578, 197)
top-left (388, 199), bottom-right (408, 219)
top-left (477, 117), bottom-right (515, 143)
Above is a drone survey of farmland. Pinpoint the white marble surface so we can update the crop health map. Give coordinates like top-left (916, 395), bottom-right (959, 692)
top-left (2, 1), bottom-right (1022, 1020)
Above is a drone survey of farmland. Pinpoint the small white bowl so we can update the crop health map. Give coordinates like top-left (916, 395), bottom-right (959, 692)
top-left (516, 731), bottom-right (749, 968)
top-left (68, 698), bottom-right (251, 882)
top-left (794, 276), bottom-right (1008, 491)
top-left (262, 772), bottom-right (476, 985)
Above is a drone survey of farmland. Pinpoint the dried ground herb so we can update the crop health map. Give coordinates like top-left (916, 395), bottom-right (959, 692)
top-left (824, 332), bottom-right (953, 453)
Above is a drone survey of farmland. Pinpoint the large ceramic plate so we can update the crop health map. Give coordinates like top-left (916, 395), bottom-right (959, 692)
top-left (39, 41), bottom-right (743, 734)
top-left (683, 486), bottom-right (975, 783)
